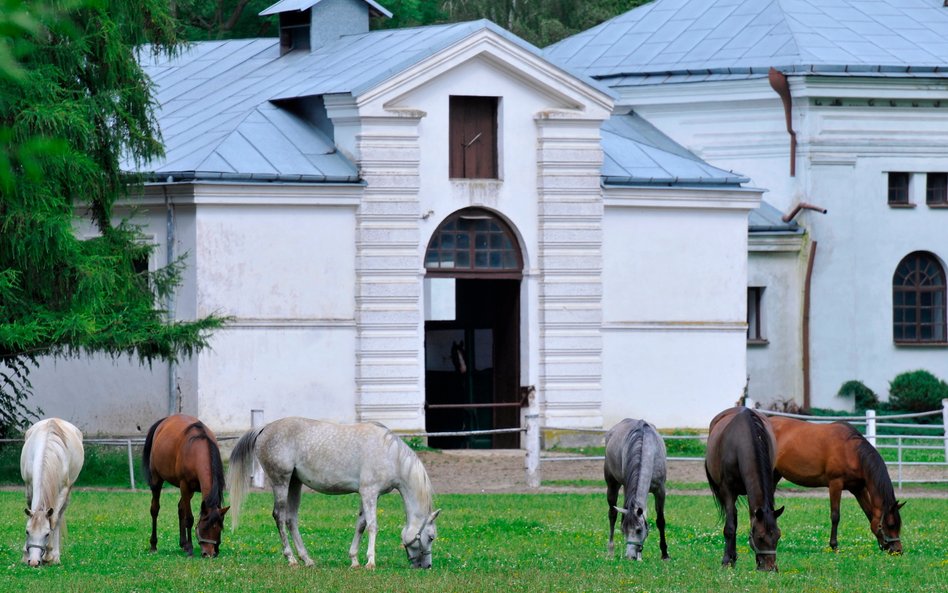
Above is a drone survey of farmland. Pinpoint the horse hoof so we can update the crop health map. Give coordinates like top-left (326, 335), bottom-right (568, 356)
top-left (662, 555), bottom-right (670, 561)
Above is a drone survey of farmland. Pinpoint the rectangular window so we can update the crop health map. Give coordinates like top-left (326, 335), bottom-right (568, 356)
top-left (449, 96), bottom-right (498, 179)
top-left (747, 287), bottom-right (765, 343)
top-left (888, 172), bottom-right (911, 205)
top-left (926, 173), bottom-right (947, 206)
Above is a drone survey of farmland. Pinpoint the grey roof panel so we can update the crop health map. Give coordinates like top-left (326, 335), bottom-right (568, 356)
top-left (601, 112), bottom-right (749, 186)
top-left (545, 0), bottom-right (948, 84)
top-left (749, 201), bottom-right (801, 233)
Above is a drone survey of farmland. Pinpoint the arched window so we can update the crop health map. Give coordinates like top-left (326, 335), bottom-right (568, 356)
top-left (893, 252), bottom-right (946, 343)
top-left (425, 209), bottom-right (522, 278)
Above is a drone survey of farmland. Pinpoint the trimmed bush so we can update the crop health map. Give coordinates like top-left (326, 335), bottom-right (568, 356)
top-left (837, 380), bottom-right (879, 411)
top-left (888, 370), bottom-right (948, 415)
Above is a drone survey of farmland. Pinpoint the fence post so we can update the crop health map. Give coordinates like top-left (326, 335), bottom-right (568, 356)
top-left (942, 399), bottom-right (948, 462)
top-left (251, 409), bottom-right (264, 488)
top-left (866, 409), bottom-right (876, 448)
top-left (524, 388), bottom-right (540, 489)
top-left (744, 397), bottom-right (755, 409)
top-left (127, 439), bottom-right (136, 491)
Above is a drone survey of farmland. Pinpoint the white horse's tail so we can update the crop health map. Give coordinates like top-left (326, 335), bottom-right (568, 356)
top-left (227, 426), bottom-right (264, 531)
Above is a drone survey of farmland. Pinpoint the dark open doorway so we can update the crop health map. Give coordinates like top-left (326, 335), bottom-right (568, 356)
top-left (425, 279), bottom-right (520, 448)
top-left (423, 209), bottom-right (523, 449)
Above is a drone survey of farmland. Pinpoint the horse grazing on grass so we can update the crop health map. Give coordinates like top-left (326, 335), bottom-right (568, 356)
top-left (770, 416), bottom-right (904, 554)
top-left (142, 415), bottom-right (229, 557)
top-left (20, 418), bottom-right (84, 566)
top-left (604, 418), bottom-right (669, 561)
top-left (705, 407), bottom-right (784, 571)
top-left (228, 417), bottom-right (441, 569)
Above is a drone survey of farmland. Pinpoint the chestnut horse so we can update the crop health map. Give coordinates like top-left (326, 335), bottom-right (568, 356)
top-left (770, 416), bottom-right (904, 554)
top-left (705, 407), bottom-right (784, 571)
top-left (142, 415), bottom-right (229, 557)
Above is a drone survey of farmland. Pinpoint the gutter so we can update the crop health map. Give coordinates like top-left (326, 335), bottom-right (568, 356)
top-left (141, 171), bottom-right (362, 184)
top-left (768, 68), bottom-right (797, 177)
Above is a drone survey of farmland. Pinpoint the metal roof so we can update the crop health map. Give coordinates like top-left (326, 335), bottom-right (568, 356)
top-left (749, 200), bottom-right (801, 233)
top-left (259, 0), bottom-right (393, 19)
top-left (127, 19), bottom-right (614, 181)
top-left (601, 112), bottom-right (749, 187)
top-left (545, 0), bottom-right (948, 85)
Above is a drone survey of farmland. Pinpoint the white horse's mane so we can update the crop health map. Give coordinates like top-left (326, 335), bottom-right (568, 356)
top-left (30, 421), bottom-right (71, 510)
top-left (386, 431), bottom-right (433, 514)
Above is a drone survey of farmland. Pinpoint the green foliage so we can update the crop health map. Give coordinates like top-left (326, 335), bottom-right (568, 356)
top-left (0, 490), bottom-right (946, 592)
top-left (837, 380), bottom-right (880, 411)
top-left (0, 0), bottom-right (224, 435)
top-left (889, 370), bottom-right (948, 416)
top-left (173, 0), bottom-right (279, 40)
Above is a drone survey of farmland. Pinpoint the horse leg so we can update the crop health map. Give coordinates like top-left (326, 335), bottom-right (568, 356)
top-left (349, 503), bottom-right (368, 568)
top-left (47, 494), bottom-right (72, 565)
top-left (361, 491), bottom-right (380, 569)
top-left (828, 480), bottom-right (843, 551)
top-left (285, 475), bottom-right (314, 567)
top-left (722, 494), bottom-right (738, 567)
top-left (606, 479), bottom-right (620, 555)
top-left (270, 480), bottom-right (298, 566)
top-left (178, 487), bottom-right (195, 556)
top-left (149, 483), bottom-right (162, 552)
top-left (655, 488), bottom-right (669, 560)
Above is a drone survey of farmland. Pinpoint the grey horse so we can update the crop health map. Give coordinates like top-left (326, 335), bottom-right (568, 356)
top-left (604, 418), bottom-right (669, 560)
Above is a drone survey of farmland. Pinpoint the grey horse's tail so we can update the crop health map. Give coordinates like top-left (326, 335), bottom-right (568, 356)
top-left (227, 426), bottom-right (265, 531)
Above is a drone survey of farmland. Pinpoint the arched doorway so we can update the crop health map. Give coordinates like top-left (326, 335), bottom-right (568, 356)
top-left (423, 208), bottom-right (522, 448)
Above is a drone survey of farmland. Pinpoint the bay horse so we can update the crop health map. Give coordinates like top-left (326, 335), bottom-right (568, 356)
top-left (770, 416), bottom-right (904, 553)
top-left (228, 417), bottom-right (441, 569)
top-left (705, 407), bottom-right (784, 571)
top-left (604, 418), bottom-right (669, 560)
top-left (142, 414), bottom-right (229, 557)
top-left (20, 418), bottom-right (84, 566)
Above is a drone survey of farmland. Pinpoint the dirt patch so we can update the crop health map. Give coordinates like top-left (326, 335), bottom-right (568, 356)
top-left (417, 449), bottom-right (947, 498)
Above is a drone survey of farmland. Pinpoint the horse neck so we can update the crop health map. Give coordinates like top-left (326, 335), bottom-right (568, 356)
top-left (857, 440), bottom-right (896, 509)
top-left (742, 413), bottom-right (777, 512)
top-left (395, 446), bottom-right (432, 528)
top-left (625, 439), bottom-right (654, 508)
top-left (29, 424), bottom-right (66, 511)
top-left (189, 436), bottom-right (222, 507)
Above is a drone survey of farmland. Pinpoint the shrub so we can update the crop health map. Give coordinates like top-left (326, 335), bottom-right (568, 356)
top-left (888, 370), bottom-right (948, 415)
top-left (837, 380), bottom-right (879, 411)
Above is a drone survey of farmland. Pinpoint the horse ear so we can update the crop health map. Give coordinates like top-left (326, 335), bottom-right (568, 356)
top-left (774, 506), bottom-right (785, 519)
top-left (754, 507), bottom-right (764, 521)
top-left (428, 509), bottom-right (442, 524)
top-left (45, 508), bottom-right (54, 519)
top-left (220, 506), bottom-right (231, 517)
top-left (614, 506), bottom-right (628, 515)
top-left (896, 500), bottom-right (906, 511)
top-left (24, 508), bottom-right (32, 518)
top-left (635, 507), bottom-right (644, 517)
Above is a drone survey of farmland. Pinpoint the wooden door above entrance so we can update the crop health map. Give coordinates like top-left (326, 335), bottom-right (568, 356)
top-left (423, 209), bottom-right (522, 449)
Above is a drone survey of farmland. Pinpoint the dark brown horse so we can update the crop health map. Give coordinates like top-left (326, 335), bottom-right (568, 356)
top-left (705, 407), bottom-right (784, 571)
top-left (142, 415), bottom-right (229, 557)
top-left (770, 416), bottom-right (904, 554)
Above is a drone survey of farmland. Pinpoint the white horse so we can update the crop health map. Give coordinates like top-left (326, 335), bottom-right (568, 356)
top-left (228, 417), bottom-right (440, 569)
top-left (20, 418), bottom-right (84, 566)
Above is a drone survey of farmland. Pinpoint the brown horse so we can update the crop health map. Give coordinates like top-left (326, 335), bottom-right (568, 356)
top-left (705, 407), bottom-right (784, 571)
top-left (770, 416), bottom-right (904, 554)
top-left (142, 415), bottom-right (229, 557)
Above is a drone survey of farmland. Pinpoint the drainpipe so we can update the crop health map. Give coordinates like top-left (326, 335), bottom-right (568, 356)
top-left (802, 240), bottom-right (817, 411)
top-left (164, 185), bottom-right (177, 414)
top-left (768, 67), bottom-right (797, 177)
top-left (782, 202), bottom-right (827, 223)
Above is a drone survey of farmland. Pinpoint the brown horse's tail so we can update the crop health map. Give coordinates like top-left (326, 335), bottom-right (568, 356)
top-left (141, 417), bottom-right (166, 488)
top-left (227, 426), bottom-right (264, 531)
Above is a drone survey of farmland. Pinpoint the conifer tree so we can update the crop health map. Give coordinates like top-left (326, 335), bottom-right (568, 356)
top-left (0, 0), bottom-right (224, 436)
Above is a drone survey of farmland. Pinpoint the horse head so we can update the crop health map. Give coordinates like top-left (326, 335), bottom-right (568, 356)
top-left (402, 509), bottom-right (440, 569)
top-left (875, 500), bottom-right (905, 554)
top-left (23, 507), bottom-right (54, 567)
top-left (196, 504), bottom-right (230, 558)
top-left (615, 504), bottom-right (649, 560)
top-left (749, 505), bottom-right (783, 572)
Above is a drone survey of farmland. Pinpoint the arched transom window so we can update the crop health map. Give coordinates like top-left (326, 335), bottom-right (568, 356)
top-left (425, 209), bottom-right (522, 278)
top-left (893, 251), bottom-right (946, 343)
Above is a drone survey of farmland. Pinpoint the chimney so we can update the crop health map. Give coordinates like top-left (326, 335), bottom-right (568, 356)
top-left (260, 0), bottom-right (392, 56)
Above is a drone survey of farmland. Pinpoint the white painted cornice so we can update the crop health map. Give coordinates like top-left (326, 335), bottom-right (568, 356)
top-left (748, 234), bottom-right (805, 253)
top-left (603, 185), bottom-right (763, 211)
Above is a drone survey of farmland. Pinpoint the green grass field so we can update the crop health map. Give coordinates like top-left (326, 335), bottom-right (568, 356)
top-left (0, 489), bottom-right (945, 593)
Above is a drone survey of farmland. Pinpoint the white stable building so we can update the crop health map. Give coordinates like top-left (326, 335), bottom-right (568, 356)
top-left (30, 0), bottom-right (762, 441)
top-left (547, 0), bottom-right (948, 411)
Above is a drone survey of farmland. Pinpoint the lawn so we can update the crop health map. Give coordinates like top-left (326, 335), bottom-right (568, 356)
top-left (0, 489), bottom-right (945, 593)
